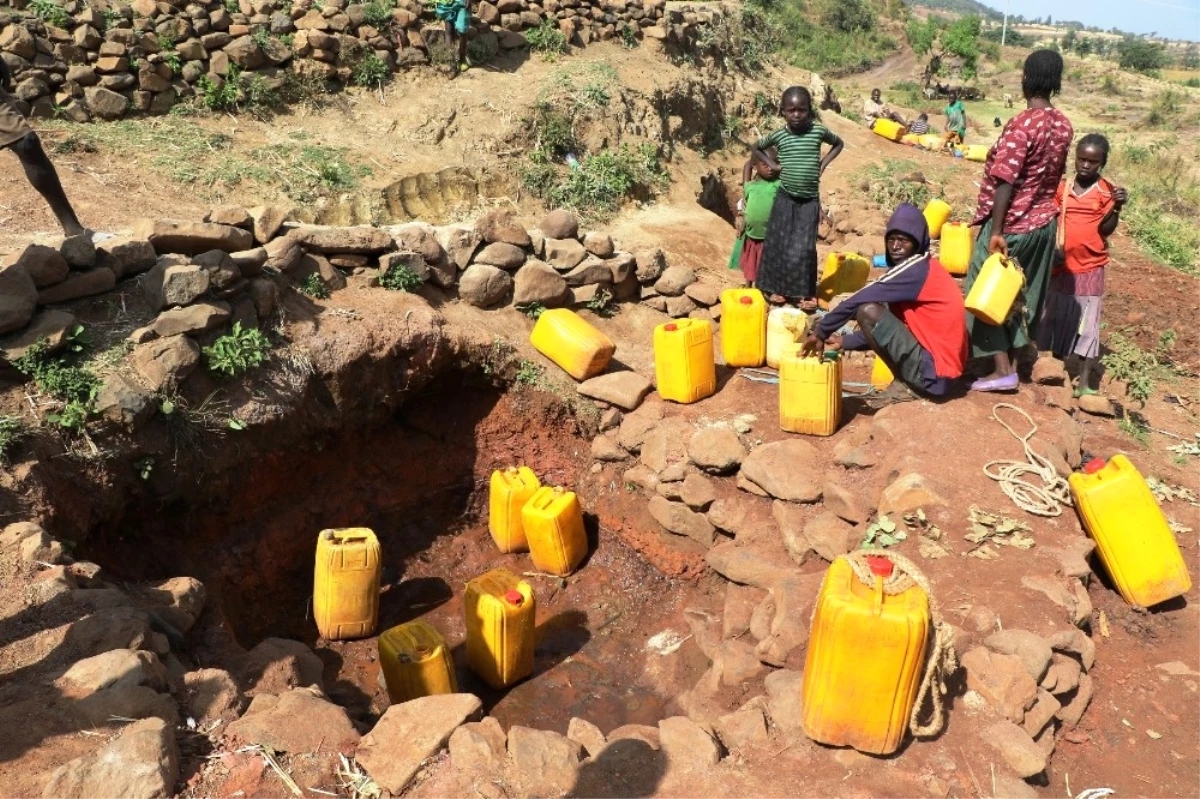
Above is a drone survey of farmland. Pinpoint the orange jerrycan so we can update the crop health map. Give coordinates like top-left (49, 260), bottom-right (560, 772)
top-left (378, 619), bottom-right (458, 704)
top-left (779, 350), bottom-right (842, 436)
top-left (922, 199), bottom-right (952, 239)
top-left (965, 253), bottom-right (1023, 325)
top-left (464, 568), bottom-right (536, 688)
top-left (522, 486), bottom-right (588, 577)
top-left (313, 528), bottom-right (381, 640)
top-left (489, 466), bottom-right (541, 553)
top-left (939, 222), bottom-right (972, 276)
top-left (654, 319), bottom-right (716, 404)
top-left (720, 288), bottom-right (767, 367)
top-left (529, 308), bottom-right (615, 381)
top-left (871, 118), bottom-right (905, 142)
top-left (871, 356), bottom-right (894, 390)
top-left (817, 253), bottom-right (871, 310)
top-left (1069, 455), bottom-right (1192, 608)
top-left (802, 555), bottom-right (930, 755)
top-left (766, 307), bottom-right (809, 369)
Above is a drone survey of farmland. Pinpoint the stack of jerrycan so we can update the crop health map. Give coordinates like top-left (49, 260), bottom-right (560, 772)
top-left (489, 466), bottom-right (541, 553)
top-left (922, 199), bottom-right (952, 239)
top-left (465, 568), bottom-right (537, 688)
top-left (489, 467), bottom-right (588, 576)
top-left (720, 288), bottom-right (767, 367)
top-left (313, 528), bottom-right (381, 640)
top-left (780, 350), bottom-right (842, 436)
top-left (1070, 455), bottom-right (1191, 607)
top-left (654, 319), bottom-right (716, 403)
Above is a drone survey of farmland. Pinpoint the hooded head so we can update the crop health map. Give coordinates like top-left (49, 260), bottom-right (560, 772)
top-left (884, 203), bottom-right (930, 266)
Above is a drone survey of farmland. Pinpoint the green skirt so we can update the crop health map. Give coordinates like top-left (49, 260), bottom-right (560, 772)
top-left (964, 217), bottom-right (1058, 358)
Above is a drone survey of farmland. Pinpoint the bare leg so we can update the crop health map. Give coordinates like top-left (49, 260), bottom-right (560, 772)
top-left (10, 132), bottom-right (84, 237)
top-left (457, 32), bottom-right (468, 67)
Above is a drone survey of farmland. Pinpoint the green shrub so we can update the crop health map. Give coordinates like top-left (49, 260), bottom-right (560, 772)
top-left (29, 0), bottom-right (70, 28)
top-left (1101, 330), bottom-right (1177, 404)
top-left (527, 21), bottom-right (569, 56)
top-left (12, 339), bottom-right (101, 432)
top-left (299, 273), bottom-right (330, 299)
top-left (203, 322), bottom-right (272, 377)
top-left (380, 262), bottom-right (424, 292)
top-left (517, 302), bottom-right (546, 319)
top-left (198, 66), bottom-right (242, 111)
top-left (352, 51), bottom-right (391, 89)
top-left (857, 159), bottom-right (932, 210)
top-left (531, 143), bottom-right (668, 217)
top-left (362, 0), bottom-right (396, 29)
top-left (0, 417), bottom-right (26, 463)
top-left (467, 34), bottom-right (499, 65)
top-left (620, 25), bottom-right (638, 49)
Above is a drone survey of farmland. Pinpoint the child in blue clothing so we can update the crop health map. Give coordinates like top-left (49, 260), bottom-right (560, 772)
top-left (435, 0), bottom-right (472, 76)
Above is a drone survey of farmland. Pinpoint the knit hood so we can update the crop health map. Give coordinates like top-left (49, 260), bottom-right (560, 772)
top-left (885, 203), bottom-right (931, 265)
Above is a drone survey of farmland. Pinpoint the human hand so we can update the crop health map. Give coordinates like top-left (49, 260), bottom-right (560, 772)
top-left (764, 163), bottom-right (781, 179)
top-left (825, 334), bottom-right (843, 351)
top-left (801, 333), bottom-right (824, 356)
top-left (1112, 186), bottom-right (1128, 208)
top-left (735, 215), bottom-right (746, 236)
top-left (988, 235), bottom-right (1008, 256)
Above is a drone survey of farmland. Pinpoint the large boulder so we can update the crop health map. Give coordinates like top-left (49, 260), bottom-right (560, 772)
top-left (475, 209), bottom-right (531, 247)
top-left (577, 371), bottom-right (652, 411)
top-left (739, 440), bottom-right (822, 502)
top-left (183, 668), bottom-right (245, 726)
top-left (0, 264), bottom-right (40, 332)
top-left (235, 637), bottom-right (324, 695)
top-left (457, 265), bottom-right (512, 308)
top-left (0, 309), bottom-right (76, 361)
top-left (42, 717), bottom-right (178, 799)
top-left (14, 244), bottom-right (70, 287)
top-left (57, 650), bottom-right (168, 695)
top-left (356, 694), bottom-right (483, 794)
top-left (96, 237), bottom-right (157, 278)
top-left (508, 725), bottom-right (583, 798)
top-left (544, 237), bottom-right (587, 271)
top-left (473, 241), bottom-right (526, 269)
top-left (247, 205), bottom-right (288, 244)
top-left (133, 219), bottom-right (253, 255)
top-left (150, 302), bottom-right (231, 338)
top-left (513, 261), bottom-right (569, 307)
top-left (224, 688), bottom-right (360, 753)
top-left (688, 427), bottom-right (747, 474)
top-left (132, 335), bottom-right (199, 392)
top-left (540, 209), bottom-right (579, 240)
top-left (435, 224), bottom-right (482, 271)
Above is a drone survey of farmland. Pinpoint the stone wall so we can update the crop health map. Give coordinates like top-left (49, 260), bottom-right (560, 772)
top-left (0, 0), bottom-right (723, 122)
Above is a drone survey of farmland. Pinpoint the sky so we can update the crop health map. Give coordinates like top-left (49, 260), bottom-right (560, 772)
top-left (994, 0), bottom-right (1200, 41)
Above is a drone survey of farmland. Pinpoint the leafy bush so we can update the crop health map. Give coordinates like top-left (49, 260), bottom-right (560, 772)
top-left (203, 322), bottom-right (272, 377)
top-left (857, 160), bottom-right (932, 210)
top-left (352, 51), bottom-right (390, 89)
top-left (820, 0), bottom-right (874, 33)
top-left (531, 144), bottom-right (669, 217)
top-left (467, 34), bottom-right (499, 65)
top-left (29, 0), bottom-right (70, 28)
top-left (0, 417), bottom-right (26, 463)
top-left (1118, 38), bottom-right (1168, 75)
top-left (620, 25), bottom-right (638, 49)
top-left (12, 339), bottom-right (101, 432)
top-left (380, 262), bottom-right (424, 292)
top-left (527, 22), bottom-right (568, 56)
top-left (697, 5), bottom-right (782, 73)
top-left (299, 273), bottom-right (330, 299)
top-left (362, 0), bottom-right (396, 29)
top-left (198, 67), bottom-right (242, 111)
top-left (1101, 330), bottom-right (1177, 404)
top-left (517, 302), bottom-right (546, 319)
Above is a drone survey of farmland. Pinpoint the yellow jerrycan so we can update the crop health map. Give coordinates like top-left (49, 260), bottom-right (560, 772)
top-left (817, 253), bottom-right (871, 310)
top-left (900, 133), bottom-right (920, 146)
top-left (965, 253), bottom-right (1023, 325)
top-left (464, 568), bottom-right (537, 689)
top-left (720, 288), bottom-right (767, 367)
top-left (871, 356), bottom-right (894, 390)
top-left (489, 466), bottom-right (541, 554)
top-left (1069, 455), bottom-right (1192, 608)
top-left (871, 117), bottom-right (905, 142)
top-left (964, 144), bottom-right (989, 162)
top-left (654, 319), bottom-right (716, 404)
top-left (378, 619), bottom-right (458, 704)
top-left (766, 307), bottom-right (809, 369)
top-left (922, 199), bottom-right (952, 239)
top-left (779, 350), bottom-right (842, 436)
top-left (522, 486), bottom-right (588, 577)
top-left (802, 554), bottom-right (935, 755)
top-left (918, 133), bottom-right (945, 151)
top-left (313, 528), bottom-right (381, 641)
top-left (529, 308), bottom-right (615, 381)
top-left (939, 222), bottom-right (972, 276)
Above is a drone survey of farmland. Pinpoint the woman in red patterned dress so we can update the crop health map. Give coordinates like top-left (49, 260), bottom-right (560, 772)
top-left (963, 50), bottom-right (1074, 393)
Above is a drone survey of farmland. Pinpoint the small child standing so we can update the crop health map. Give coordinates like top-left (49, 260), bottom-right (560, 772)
top-left (729, 146), bottom-right (780, 286)
top-left (908, 113), bottom-right (930, 135)
top-left (434, 0), bottom-right (472, 76)
top-left (749, 86), bottom-right (844, 310)
top-left (942, 89), bottom-right (967, 146)
top-left (1037, 134), bottom-right (1127, 397)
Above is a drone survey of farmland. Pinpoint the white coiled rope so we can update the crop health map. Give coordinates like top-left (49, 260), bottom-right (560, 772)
top-left (982, 402), bottom-right (1072, 517)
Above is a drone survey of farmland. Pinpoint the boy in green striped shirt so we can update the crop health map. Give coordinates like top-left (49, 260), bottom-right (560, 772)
top-left (748, 86), bottom-right (844, 309)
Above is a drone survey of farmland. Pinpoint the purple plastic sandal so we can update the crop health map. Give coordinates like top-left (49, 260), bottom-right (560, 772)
top-left (970, 373), bottom-right (1020, 393)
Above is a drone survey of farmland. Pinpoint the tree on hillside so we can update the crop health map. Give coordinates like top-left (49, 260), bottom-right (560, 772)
top-left (908, 14), bottom-right (983, 82)
top-left (1075, 36), bottom-right (1092, 57)
top-left (821, 0), bottom-right (874, 33)
top-left (1061, 29), bottom-right (1077, 52)
top-left (1118, 37), bottom-right (1169, 74)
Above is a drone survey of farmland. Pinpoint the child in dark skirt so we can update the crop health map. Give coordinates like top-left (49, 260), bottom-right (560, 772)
top-left (749, 86), bottom-right (844, 310)
top-left (1037, 134), bottom-right (1126, 397)
top-left (729, 146), bottom-right (780, 285)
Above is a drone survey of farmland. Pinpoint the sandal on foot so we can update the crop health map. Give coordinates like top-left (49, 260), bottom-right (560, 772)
top-left (970, 373), bottom-right (1020, 393)
top-left (1073, 386), bottom-right (1099, 398)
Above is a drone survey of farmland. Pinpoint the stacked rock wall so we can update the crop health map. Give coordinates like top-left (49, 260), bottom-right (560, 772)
top-left (0, 0), bottom-right (726, 121)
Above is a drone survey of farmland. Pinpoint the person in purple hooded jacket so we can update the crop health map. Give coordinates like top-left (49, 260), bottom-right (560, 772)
top-left (801, 204), bottom-right (968, 397)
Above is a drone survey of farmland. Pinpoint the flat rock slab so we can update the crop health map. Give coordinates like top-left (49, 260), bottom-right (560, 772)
top-left (509, 725), bottom-right (583, 798)
top-left (224, 688), bottom-right (360, 754)
top-left (648, 495), bottom-right (716, 547)
top-left (739, 440), bottom-right (822, 502)
top-left (42, 717), bottom-right (178, 799)
top-left (688, 426), bottom-right (747, 474)
top-left (134, 219), bottom-right (253, 255)
top-left (356, 693), bottom-right (482, 794)
top-left (578, 371), bottom-right (652, 411)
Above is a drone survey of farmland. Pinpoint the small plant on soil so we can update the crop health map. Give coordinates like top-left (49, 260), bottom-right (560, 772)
top-left (380, 262), bottom-right (423, 292)
top-left (585, 288), bottom-right (617, 318)
top-left (12, 339), bottom-right (101, 432)
top-left (299, 273), bottom-right (330, 299)
top-left (517, 302), bottom-right (546, 319)
top-left (1101, 330), bottom-right (1177, 405)
top-left (467, 35), bottom-right (499, 65)
top-left (199, 68), bottom-right (241, 112)
top-left (29, 0), bottom-right (70, 28)
top-left (134, 456), bottom-right (155, 480)
top-left (515, 359), bottom-right (544, 386)
top-left (0, 416), bottom-right (26, 463)
top-left (362, 0), bottom-right (396, 29)
top-left (352, 51), bottom-right (391, 90)
top-left (203, 322), bottom-right (272, 377)
top-left (860, 515), bottom-right (904, 549)
top-left (527, 22), bottom-right (569, 58)
top-left (857, 159), bottom-right (933, 211)
top-left (620, 25), bottom-right (638, 49)
top-left (1118, 413), bottom-right (1151, 446)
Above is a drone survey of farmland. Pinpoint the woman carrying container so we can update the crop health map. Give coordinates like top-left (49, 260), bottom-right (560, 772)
top-left (963, 50), bottom-right (1073, 393)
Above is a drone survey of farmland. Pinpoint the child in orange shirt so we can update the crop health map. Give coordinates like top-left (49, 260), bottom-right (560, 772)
top-left (1037, 134), bottom-right (1127, 397)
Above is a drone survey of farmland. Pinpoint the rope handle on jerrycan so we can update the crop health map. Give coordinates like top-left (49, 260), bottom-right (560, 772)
top-left (842, 549), bottom-right (959, 739)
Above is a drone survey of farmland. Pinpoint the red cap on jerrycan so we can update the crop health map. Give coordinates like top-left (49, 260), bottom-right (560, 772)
top-left (664, 323), bottom-right (678, 332)
top-left (739, 296), bottom-right (753, 305)
top-left (866, 556), bottom-right (894, 577)
top-left (504, 589), bottom-right (524, 606)
top-left (1084, 458), bottom-right (1106, 474)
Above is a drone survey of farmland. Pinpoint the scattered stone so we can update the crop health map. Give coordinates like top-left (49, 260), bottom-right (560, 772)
top-left (58, 233), bottom-right (97, 269)
top-left (659, 462), bottom-right (688, 483)
top-left (705, 541), bottom-right (792, 589)
top-left (720, 639), bottom-right (764, 685)
top-left (513, 261), bottom-right (569, 307)
top-left (680, 473), bottom-right (716, 511)
top-left (665, 294), bottom-right (698, 318)
top-left (357, 694), bottom-right (482, 794)
top-left (688, 426), bottom-right (747, 474)
top-left (764, 669), bottom-right (804, 733)
top-left (638, 418), bottom-right (693, 472)
top-left (15, 244), bottom-right (69, 287)
top-left (1032, 355), bottom-right (1068, 386)
top-left (564, 258), bottom-right (613, 287)
top-left (599, 407), bottom-right (622, 432)
top-left (42, 717), bottom-right (178, 799)
top-left (205, 206), bottom-right (252, 229)
top-left (225, 688), bottom-right (360, 754)
top-left (236, 637), bottom-right (324, 695)
top-left (449, 716), bottom-right (508, 771)
top-left (961, 646), bottom-right (1038, 723)
top-left (262, 231), bottom-right (303, 272)
top-left (1041, 653), bottom-right (1082, 695)
top-left (577, 371), bottom-right (652, 411)
top-left (717, 706), bottom-right (767, 750)
top-left (985, 629), bottom-right (1054, 683)
top-left (823, 481), bottom-right (869, 524)
top-left (566, 717), bottom-right (606, 758)
top-left (833, 439), bottom-right (878, 469)
top-left (135, 576), bottom-right (206, 634)
top-left (723, 583), bottom-right (765, 639)
top-left (544, 237), bottom-right (587, 271)
top-left (474, 241), bottom-right (527, 269)
top-left (65, 607), bottom-right (160, 658)
top-left (634, 248), bottom-right (666, 284)
top-left (1077, 394), bottom-right (1116, 417)
top-left (657, 716), bottom-right (720, 768)
top-left (657, 480), bottom-right (683, 501)
top-left (58, 649), bottom-right (167, 696)
top-left (878, 471), bottom-right (946, 517)
top-left (134, 218), bottom-right (253, 255)
top-left (0, 309), bottom-right (76, 360)
top-left (1047, 628), bottom-right (1095, 672)
top-left (435, 224), bottom-right (483, 271)
top-left (1056, 673), bottom-right (1093, 728)
top-left (591, 435), bottom-right (627, 462)
top-left (622, 464), bottom-right (658, 493)
top-left (654, 265), bottom-right (696, 296)
top-left (1, 521), bottom-right (47, 551)
top-left (508, 725), bottom-right (583, 798)
top-left (1023, 689), bottom-right (1062, 737)
top-left (37, 267), bottom-right (116, 305)
top-left (707, 497), bottom-right (749, 535)
top-left (183, 668), bottom-right (244, 726)
top-left (540, 209), bottom-right (579, 240)
top-left (458, 264), bottom-right (513, 308)
top-left (580, 230), bottom-right (613, 258)
top-left (770, 501), bottom-right (815, 565)
top-left (248, 205), bottom-right (288, 245)
top-left (684, 282), bottom-right (721, 307)
top-left (984, 720), bottom-right (1047, 778)
top-left (1021, 575), bottom-right (1090, 628)
top-left (150, 302), bottom-right (230, 338)
top-left (132, 335), bottom-right (199, 392)
top-left (154, 264), bottom-right (211, 309)
top-left (648, 495), bottom-right (716, 547)
top-left (292, 225), bottom-right (394, 254)
top-left (739, 440), bottom-right (822, 502)
top-left (20, 529), bottom-right (66, 564)
top-left (802, 511), bottom-right (857, 562)
top-left (96, 237), bottom-right (157, 278)
top-left (475, 209), bottom-right (531, 248)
